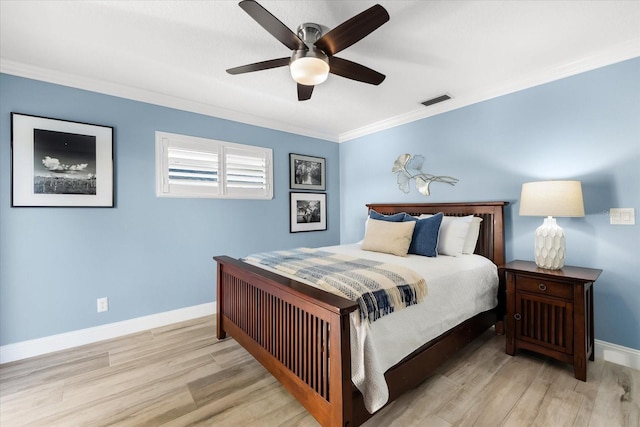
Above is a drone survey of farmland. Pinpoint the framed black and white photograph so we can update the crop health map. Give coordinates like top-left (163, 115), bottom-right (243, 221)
top-left (290, 153), bottom-right (325, 191)
top-left (11, 113), bottom-right (114, 207)
top-left (290, 192), bottom-right (327, 233)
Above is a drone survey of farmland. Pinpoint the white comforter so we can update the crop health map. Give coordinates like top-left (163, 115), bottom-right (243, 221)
top-left (246, 243), bottom-right (498, 413)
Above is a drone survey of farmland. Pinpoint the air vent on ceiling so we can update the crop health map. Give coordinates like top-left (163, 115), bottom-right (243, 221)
top-left (421, 94), bottom-right (451, 107)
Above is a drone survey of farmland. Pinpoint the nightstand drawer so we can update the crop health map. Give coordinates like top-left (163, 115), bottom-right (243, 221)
top-left (515, 275), bottom-right (572, 300)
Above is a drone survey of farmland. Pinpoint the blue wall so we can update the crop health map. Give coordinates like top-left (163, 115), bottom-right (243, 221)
top-left (340, 58), bottom-right (640, 351)
top-left (0, 74), bottom-right (340, 345)
top-left (2, 58), bottom-right (638, 352)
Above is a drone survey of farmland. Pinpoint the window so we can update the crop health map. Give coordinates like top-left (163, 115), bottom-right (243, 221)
top-left (156, 132), bottom-right (273, 199)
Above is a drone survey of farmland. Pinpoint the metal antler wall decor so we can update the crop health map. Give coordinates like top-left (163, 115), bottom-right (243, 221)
top-left (392, 154), bottom-right (459, 196)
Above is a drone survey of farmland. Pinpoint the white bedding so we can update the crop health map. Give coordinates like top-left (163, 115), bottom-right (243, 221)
top-left (245, 243), bottom-right (498, 413)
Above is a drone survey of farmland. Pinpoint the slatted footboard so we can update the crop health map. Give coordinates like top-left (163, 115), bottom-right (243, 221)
top-left (215, 256), bottom-right (358, 427)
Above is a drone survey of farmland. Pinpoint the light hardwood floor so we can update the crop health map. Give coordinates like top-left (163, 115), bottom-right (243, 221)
top-left (1, 316), bottom-right (638, 426)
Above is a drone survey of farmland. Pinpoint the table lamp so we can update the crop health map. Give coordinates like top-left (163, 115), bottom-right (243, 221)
top-left (519, 180), bottom-right (585, 270)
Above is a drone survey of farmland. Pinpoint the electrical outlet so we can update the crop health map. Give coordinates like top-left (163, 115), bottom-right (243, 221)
top-left (97, 297), bottom-right (109, 313)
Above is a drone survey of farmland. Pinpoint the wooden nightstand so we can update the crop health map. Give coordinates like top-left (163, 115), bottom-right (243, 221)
top-left (502, 260), bottom-right (602, 381)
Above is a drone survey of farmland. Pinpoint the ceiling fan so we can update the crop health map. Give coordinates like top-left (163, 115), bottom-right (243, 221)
top-left (226, 0), bottom-right (390, 101)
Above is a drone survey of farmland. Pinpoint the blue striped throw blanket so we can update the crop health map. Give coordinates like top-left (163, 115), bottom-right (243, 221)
top-left (244, 248), bottom-right (427, 323)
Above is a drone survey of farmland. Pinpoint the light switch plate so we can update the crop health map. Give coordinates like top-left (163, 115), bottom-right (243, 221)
top-left (609, 208), bottom-right (635, 225)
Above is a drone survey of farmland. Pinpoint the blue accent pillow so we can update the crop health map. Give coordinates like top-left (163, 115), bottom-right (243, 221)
top-left (369, 210), bottom-right (406, 222)
top-left (403, 212), bottom-right (444, 257)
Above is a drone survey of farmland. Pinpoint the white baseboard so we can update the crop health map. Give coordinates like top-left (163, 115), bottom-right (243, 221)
top-left (3, 305), bottom-right (638, 372)
top-left (595, 339), bottom-right (640, 371)
top-left (0, 302), bottom-right (216, 364)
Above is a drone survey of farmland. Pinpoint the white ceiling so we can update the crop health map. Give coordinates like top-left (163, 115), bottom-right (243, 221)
top-left (1, 1), bottom-right (639, 142)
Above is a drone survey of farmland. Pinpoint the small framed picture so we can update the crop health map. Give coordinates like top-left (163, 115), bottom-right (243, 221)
top-left (11, 113), bottom-right (114, 207)
top-left (290, 153), bottom-right (325, 191)
top-left (290, 192), bottom-right (327, 233)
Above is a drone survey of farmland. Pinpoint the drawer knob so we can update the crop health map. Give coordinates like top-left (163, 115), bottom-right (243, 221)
top-left (514, 313), bottom-right (522, 321)
top-left (539, 283), bottom-right (547, 291)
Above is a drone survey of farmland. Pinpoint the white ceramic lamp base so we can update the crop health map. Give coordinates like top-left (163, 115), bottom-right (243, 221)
top-left (534, 216), bottom-right (565, 270)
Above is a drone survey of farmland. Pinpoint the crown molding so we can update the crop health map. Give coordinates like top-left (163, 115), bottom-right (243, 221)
top-left (3, 37), bottom-right (639, 145)
top-left (0, 60), bottom-right (339, 143)
top-left (338, 40), bottom-right (640, 142)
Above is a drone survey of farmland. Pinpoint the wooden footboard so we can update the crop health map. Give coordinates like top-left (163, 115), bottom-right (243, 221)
top-left (215, 256), bottom-right (358, 427)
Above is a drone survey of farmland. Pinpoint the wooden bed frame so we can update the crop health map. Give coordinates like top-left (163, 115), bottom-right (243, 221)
top-left (214, 201), bottom-right (507, 426)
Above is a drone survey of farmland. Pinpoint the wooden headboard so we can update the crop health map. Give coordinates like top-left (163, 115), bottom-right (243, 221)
top-left (366, 202), bottom-right (508, 266)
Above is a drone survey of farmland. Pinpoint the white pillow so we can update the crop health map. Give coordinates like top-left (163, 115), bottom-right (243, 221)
top-left (462, 217), bottom-right (483, 254)
top-left (418, 214), bottom-right (482, 255)
top-left (361, 218), bottom-right (416, 257)
top-left (438, 215), bottom-right (473, 256)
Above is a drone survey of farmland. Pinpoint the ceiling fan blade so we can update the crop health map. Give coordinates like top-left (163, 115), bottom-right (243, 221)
top-left (297, 84), bottom-right (314, 101)
top-left (329, 57), bottom-right (385, 85)
top-left (239, 0), bottom-right (307, 51)
top-left (314, 4), bottom-right (389, 56)
top-left (226, 57), bottom-right (290, 75)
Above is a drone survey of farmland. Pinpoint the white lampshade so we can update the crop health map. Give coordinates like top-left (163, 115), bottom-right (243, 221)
top-left (519, 180), bottom-right (585, 270)
top-left (520, 180), bottom-right (585, 217)
top-left (290, 56), bottom-right (330, 86)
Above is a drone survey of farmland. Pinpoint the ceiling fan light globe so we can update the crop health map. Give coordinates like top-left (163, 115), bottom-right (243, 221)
top-left (290, 57), bottom-right (329, 86)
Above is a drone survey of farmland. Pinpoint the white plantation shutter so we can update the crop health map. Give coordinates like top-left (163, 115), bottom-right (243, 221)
top-left (156, 132), bottom-right (272, 199)
top-left (224, 146), bottom-right (270, 198)
top-left (168, 147), bottom-right (218, 186)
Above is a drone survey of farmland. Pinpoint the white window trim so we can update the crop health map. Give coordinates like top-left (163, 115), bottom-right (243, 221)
top-left (155, 131), bottom-right (273, 199)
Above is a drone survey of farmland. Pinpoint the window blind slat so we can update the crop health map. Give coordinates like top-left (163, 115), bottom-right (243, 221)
top-left (225, 150), bottom-right (268, 191)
